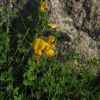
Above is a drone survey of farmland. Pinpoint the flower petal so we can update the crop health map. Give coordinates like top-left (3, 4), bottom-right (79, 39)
top-left (39, 2), bottom-right (47, 12)
top-left (48, 24), bottom-right (57, 28)
top-left (43, 48), bottom-right (54, 57)
top-left (51, 44), bottom-right (55, 49)
top-left (32, 38), bottom-right (41, 51)
top-left (34, 49), bottom-right (42, 57)
top-left (38, 39), bottom-right (46, 50)
top-left (47, 35), bottom-right (55, 43)
top-left (40, 7), bottom-right (45, 12)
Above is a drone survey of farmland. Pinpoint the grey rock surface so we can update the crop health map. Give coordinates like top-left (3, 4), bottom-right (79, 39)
top-left (48, 0), bottom-right (100, 59)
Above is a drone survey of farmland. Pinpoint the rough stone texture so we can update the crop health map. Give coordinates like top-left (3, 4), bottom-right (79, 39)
top-left (48, 0), bottom-right (100, 59)
top-left (0, 0), bottom-right (28, 11)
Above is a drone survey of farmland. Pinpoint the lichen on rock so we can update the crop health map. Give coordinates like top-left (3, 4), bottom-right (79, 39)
top-left (48, 0), bottom-right (100, 59)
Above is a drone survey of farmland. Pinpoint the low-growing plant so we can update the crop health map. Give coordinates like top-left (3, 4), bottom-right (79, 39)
top-left (0, 0), bottom-right (100, 100)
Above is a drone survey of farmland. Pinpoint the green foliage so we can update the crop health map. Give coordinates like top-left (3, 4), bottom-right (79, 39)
top-left (0, 31), bottom-right (10, 64)
top-left (22, 57), bottom-right (100, 100)
top-left (0, 2), bottom-right (100, 100)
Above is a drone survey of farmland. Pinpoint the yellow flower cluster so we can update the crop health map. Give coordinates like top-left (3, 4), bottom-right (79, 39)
top-left (32, 35), bottom-right (55, 58)
top-left (39, 2), bottom-right (47, 12)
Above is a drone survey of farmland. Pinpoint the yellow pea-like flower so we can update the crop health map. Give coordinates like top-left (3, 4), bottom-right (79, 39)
top-left (32, 38), bottom-right (47, 57)
top-left (38, 39), bottom-right (47, 50)
top-left (43, 35), bottom-right (55, 57)
top-left (39, 2), bottom-right (47, 12)
top-left (47, 35), bottom-right (55, 43)
top-left (40, 7), bottom-right (45, 12)
top-left (50, 44), bottom-right (55, 49)
top-left (48, 24), bottom-right (57, 29)
top-left (32, 38), bottom-right (46, 51)
top-left (32, 35), bottom-right (55, 58)
top-left (32, 38), bottom-right (41, 51)
top-left (43, 48), bottom-right (54, 57)
top-left (34, 49), bottom-right (42, 57)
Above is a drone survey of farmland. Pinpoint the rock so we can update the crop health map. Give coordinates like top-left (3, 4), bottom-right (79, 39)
top-left (48, 0), bottom-right (100, 59)
top-left (0, 0), bottom-right (28, 12)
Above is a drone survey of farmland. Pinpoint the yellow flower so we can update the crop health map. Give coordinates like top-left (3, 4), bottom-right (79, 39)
top-left (39, 2), bottom-right (47, 12)
top-left (45, 35), bottom-right (55, 49)
top-left (32, 35), bottom-right (55, 58)
top-left (34, 49), bottom-right (42, 57)
top-left (50, 44), bottom-right (55, 49)
top-left (43, 35), bottom-right (55, 57)
top-left (46, 35), bottom-right (55, 43)
top-left (43, 48), bottom-right (54, 57)
top-left (38, 39), bottom-right (47, 50)
top-left (32, 38), bottom-right (47, 57)
top-left (32, 38), bottom-right (40, 51)
top-left (48, 24), bottom-right (57, 29)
